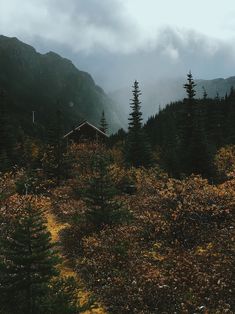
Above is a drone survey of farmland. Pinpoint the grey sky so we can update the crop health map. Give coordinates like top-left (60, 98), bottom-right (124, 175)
top-left (1, 0), bottom-right (235, 91)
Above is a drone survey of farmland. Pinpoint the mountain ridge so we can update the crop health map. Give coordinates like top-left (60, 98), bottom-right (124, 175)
top-left (0, 35), bottom-right (121, 136)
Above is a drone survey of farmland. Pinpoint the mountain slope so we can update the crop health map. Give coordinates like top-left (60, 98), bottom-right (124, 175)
top-left (0, 35), bottom-right (121, 135)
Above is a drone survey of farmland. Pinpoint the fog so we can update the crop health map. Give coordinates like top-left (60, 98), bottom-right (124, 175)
top-left (1, 0), bottom-right (235, 122)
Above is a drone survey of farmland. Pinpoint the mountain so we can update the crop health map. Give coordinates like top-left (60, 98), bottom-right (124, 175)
top-left (110, 77), bottom-right (235, 127)
top-left (0, 35), bottom-right (121, 136)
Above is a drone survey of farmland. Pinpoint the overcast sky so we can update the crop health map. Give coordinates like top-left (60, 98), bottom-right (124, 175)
top-left (1, 0), bottom-right (235, 90)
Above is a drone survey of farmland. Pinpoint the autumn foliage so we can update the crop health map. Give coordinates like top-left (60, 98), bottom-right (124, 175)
top-left (214, 144), bottom-right (235, 179)
top-left (0, 143), bottom-right (234, 313)
top-left (50, 144), bottom-right (234, 313)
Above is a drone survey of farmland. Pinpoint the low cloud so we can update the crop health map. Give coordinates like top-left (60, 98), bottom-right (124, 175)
top-left (0, 1), bottom-right (235, 92)
top-left (75, 27), bottom-right (235, 91)
top-left (0, 0), bottom-right (139, 53)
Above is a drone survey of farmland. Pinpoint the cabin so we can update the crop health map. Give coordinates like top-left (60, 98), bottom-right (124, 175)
top-left (63, 121), bottom-right (108, 144)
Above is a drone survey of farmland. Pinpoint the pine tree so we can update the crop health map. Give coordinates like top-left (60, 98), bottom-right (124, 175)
top-left (83, 152), bottom-right (130, 230)
top-left (0, 89), bottom-right (15, 171)
top-left (225, 87), bottom-right (235, 144)
top-left (179, 71), bottom-right (197, 175)
top-left (189, 102), bottom-right (211, 176)
top-left (202, 86), bottom-right (208, 100)
top-left (125, 80), bottom-right (152, 167)
top-left (42, 110), bottom-right (71, 185)
top-left (215, 91), bottom-right (220, 101)
top-left (99, 110), bottom-right (108, 134)
top-left (181, 72), bottom-right (211, 176)
top-left (161, 113), bottom-right (180, 176)
top-left (207, 98), bottom-right (224, 149)
top-left (0, 204), bottom-right (59, 314)
top-left (184, 70), bottom-right (196, 100)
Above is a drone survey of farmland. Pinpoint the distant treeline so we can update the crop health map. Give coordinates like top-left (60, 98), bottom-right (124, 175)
top-left (144, 88), bottom-right (235, 178)
top-left (111, 74), bottom-right (235, 179)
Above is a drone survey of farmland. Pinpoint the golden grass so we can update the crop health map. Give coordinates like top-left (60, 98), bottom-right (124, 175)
top-left (46, 212), bottom-right (107, 314)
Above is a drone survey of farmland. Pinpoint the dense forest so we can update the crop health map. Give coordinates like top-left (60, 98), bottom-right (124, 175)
top-left (110, 72), bottom-right (235, 180)
top-left (144, 75), bottom-right (235, 179)
top-left (0, 38), bottom-right (234, 313)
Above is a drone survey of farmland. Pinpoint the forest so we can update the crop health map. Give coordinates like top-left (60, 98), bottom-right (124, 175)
top-left (0, 73), bottom-right (234, 313)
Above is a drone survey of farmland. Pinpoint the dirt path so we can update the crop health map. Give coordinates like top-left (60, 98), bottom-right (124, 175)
top-left (46, 212), bottom-right (107, 314)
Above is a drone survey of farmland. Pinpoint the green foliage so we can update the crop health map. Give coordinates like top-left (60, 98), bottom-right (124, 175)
top-left (180, 71), bottom-right (211, 176)
top-left (39, 277), bottom-right (91, 314)
top-left (99, 110), bottom-right (108, 134)
top-left (75, 171), bottom-right (234, 313)
top-left (0, 204), bottom-right (59, 314)
top-left (184, 70), bottom-right (196, 100)
top-left (42, 110), bottom-right (72, 185)
top-left (0, 35), bottom-right (118, 143)
top-left (59, 146), bottom-right (132, 259)
top-left (0, 90), bottom-right (16, 171)
top-left (82, 152), bottom-right (131, 230)
top-left (144, 71), bottom-right (235, 178)
top-left (125, 80), bottom-right (152, 168)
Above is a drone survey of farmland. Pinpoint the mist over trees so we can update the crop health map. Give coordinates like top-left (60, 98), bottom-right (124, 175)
top-left (0, 36), bottom-right (234, 313)
top-left (140, 72), bottom-right (235, 179)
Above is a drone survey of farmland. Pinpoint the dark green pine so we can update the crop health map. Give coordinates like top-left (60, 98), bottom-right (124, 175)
top-left (99, 110), bottom-right (108, 134)
top-left (183, 70), bottom-right (196, 100)
top-left (179, 71), bottom-right (197, 175)
top-left (83, 153), bottom-right (130, 230)
top-left (189, 102), bottom-right (212, 177)
top-left (224, 87), bottom-right (235, 144)
top-left (0, 89), bottom-right (16, 171)
top-left (125, 80), bottom-right (152, 168)
top-left (0, 204), bottom-right (60, 314)
top-left (43, 109), bottom-right (71, 184)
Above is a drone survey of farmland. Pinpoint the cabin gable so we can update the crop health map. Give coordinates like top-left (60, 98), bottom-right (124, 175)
top-left (63, 121), bottom-right (108, 143)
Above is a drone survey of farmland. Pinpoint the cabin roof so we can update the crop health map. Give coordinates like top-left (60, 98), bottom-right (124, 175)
top-left (63, 120), bottom-right (108, 138)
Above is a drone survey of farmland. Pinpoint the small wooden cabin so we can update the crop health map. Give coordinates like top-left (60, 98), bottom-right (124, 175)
top-left (63, 121), bottom-right (108, 143)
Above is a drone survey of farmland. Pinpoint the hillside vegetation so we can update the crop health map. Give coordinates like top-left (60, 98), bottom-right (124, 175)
top-left (0, 35), bottom-right (120, 137)
top-left (0, 42), bottom-right (234, 313)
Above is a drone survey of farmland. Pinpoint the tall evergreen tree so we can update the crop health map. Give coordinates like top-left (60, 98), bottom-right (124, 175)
top-left (82, 152), bottom-right (130, 230)
top-left (202, 86), bottom-right (208, 100)
top-left (125, 80), bottom-right (152, 167)
top-left (161, 112), bottom-right (180, 176)
top-left (99, 110), bottom-right (108, 134)
top-left (0, 204), bottom-right (59, 314)
top-left (179, 71), bottom-right (197, 175)
top-left (184, 70), bottom-right (196, 100)
top-left (180, 72), bottom-right (211, 176)
top-left (42, 109), bottom-right (71, 185)
top-left (189, 103), bottom-right (211, 176)
top-left (0, 89), bottom-right (15, 171)
top-left (225, 87), bottom-right (235, 144)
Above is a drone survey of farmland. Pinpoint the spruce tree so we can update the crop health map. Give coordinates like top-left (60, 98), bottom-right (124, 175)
top-left (189, 102), bottom-right (211, 176)
top-left (82, 152), bottom-right (130, 230)
top-left (42, 109), bottom-right (70, 185)
top-left (161, 113), bottom-right (180, 176)
top-left (181, 72), bottom-right (211, 176)
top-left (202, 86), bottom-right (208, 100)
top-left (182, 70), bottom-right (197, 147)
top-left (99, 110), bottom-right (108, 134)
top-left (125, 80), bottom-right (152, 167)
top-left (184, 70), bottom-right (196, 100)
top-left (0, 89), bottom-right (15, 171)
top-left (225, 87), bottom-right (235, 144)
top-left (179, 71), bottom-right (197, 175)
top-left (0, 204), bottom-right (59, 314)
